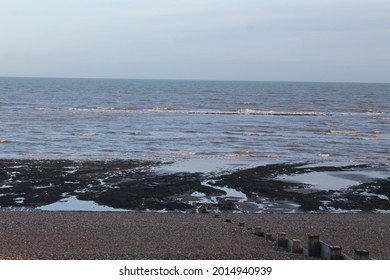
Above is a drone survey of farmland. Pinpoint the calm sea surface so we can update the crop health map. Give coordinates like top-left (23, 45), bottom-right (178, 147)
top-left (1, 77), bottom-right (389, 168)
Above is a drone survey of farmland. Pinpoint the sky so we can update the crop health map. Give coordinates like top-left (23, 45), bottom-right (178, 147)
top-left (1, 0), bottom-right (389, 83)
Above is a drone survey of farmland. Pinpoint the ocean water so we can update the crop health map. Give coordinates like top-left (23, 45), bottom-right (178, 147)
top-left (1, 77), bottom-right (389, 169)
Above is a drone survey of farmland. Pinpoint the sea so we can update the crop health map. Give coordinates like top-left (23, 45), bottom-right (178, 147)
top-left (1, 77), bottom-right (390, 212)
top-left (1, 77), bottom-right (389, 170)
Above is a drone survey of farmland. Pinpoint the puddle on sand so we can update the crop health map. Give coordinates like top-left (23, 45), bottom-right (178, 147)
top-left (38, 196), bottom-right (127, 212)
top-left (278, 170), bottom-right (390, 191)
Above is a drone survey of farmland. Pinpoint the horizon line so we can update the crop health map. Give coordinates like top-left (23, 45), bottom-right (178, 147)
top-left (1, 75), bottom-right (389, 85)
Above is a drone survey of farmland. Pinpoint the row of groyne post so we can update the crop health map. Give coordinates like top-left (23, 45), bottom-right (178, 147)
top-left (216, 214), bottom-right (371, 260)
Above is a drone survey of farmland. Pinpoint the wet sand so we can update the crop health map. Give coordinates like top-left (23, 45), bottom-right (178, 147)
top-left (1, 159), bottom-right (389, 213)
top-left (0, 211), bottom-right (389, 260)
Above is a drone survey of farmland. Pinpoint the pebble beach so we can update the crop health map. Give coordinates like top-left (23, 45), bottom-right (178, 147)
top-left (0, 211), bottom-right (389, 260)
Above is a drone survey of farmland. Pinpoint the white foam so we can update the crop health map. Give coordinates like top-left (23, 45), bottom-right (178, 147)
top-left (188, 109), bottom-right (324, 116)
top-left (64, 167), bottom-right (79, 174)
top-left (156, 158), bottom-right (253, 173)
top-left (14, 197), bottom-right (25, 203)
top-left (147, 107), bottom-right (182, 113)
top-left (359, 191), bottom-right (389, 201)
top-left (374, 209), bottom-right (390, 214)
top-left (69, 107), bottom-right (135, 114)
top-left (319, 153), bottom-right (331, 157)
top-left (72, 132), bottom-right (96, 137)
top-left (191, 191), bottom-right (206, 197)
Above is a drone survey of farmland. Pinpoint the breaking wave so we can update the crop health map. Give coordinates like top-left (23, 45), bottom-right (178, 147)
top-left (65, 106), bottom-right (388, 117)
top-left (66, 107), bottom-right (327, 116)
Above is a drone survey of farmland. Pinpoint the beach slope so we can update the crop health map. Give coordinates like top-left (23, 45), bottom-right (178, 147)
top-left (0, 212), bottom-right (389, 260)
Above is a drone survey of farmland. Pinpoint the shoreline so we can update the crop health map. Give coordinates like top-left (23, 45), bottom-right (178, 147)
top-left (0, 211), bottom-right (389, 260)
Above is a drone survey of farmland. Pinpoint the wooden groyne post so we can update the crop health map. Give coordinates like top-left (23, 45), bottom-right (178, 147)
top-left (277, 232), bottom-right (288, 248)
top-left (354, 249), bottom-right (370, 260)
top-left (329, 245), bottom-right (343, 260)
top-left (255, 226), bottom-right (264, 237)
top-left (320, 242), bottom-right (343, 260)
top-left (265, 233), bottom-right (275, 241)
top-left (224, 218), bottom-right (371, 260)
top-left (288, 239), bottom-right (303, 254)
top-left (308, 234), bottom-right (321, 257)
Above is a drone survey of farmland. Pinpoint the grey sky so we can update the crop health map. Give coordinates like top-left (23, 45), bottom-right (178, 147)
top-left (1, 0), bottom-right (389, 82)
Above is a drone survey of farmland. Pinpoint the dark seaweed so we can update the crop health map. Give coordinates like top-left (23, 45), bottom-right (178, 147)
top-left (1, 159), bottom-right (388, 212)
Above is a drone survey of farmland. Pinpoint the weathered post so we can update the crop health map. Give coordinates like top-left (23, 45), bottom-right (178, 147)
top-left (254, 226), bottom-right (264, 237)
top-left (354, 249), bottom-right (370, 260)
top-left (291, 239), bottom-right (303, 254)
top-left (277, 232), bottom-right (288, 248)
top-left (308, 234), bottom-right (321, 257)
top-left (329, 245), bottom-right (343, 260)
top-left (265, 233), bottom-right (275, 241)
